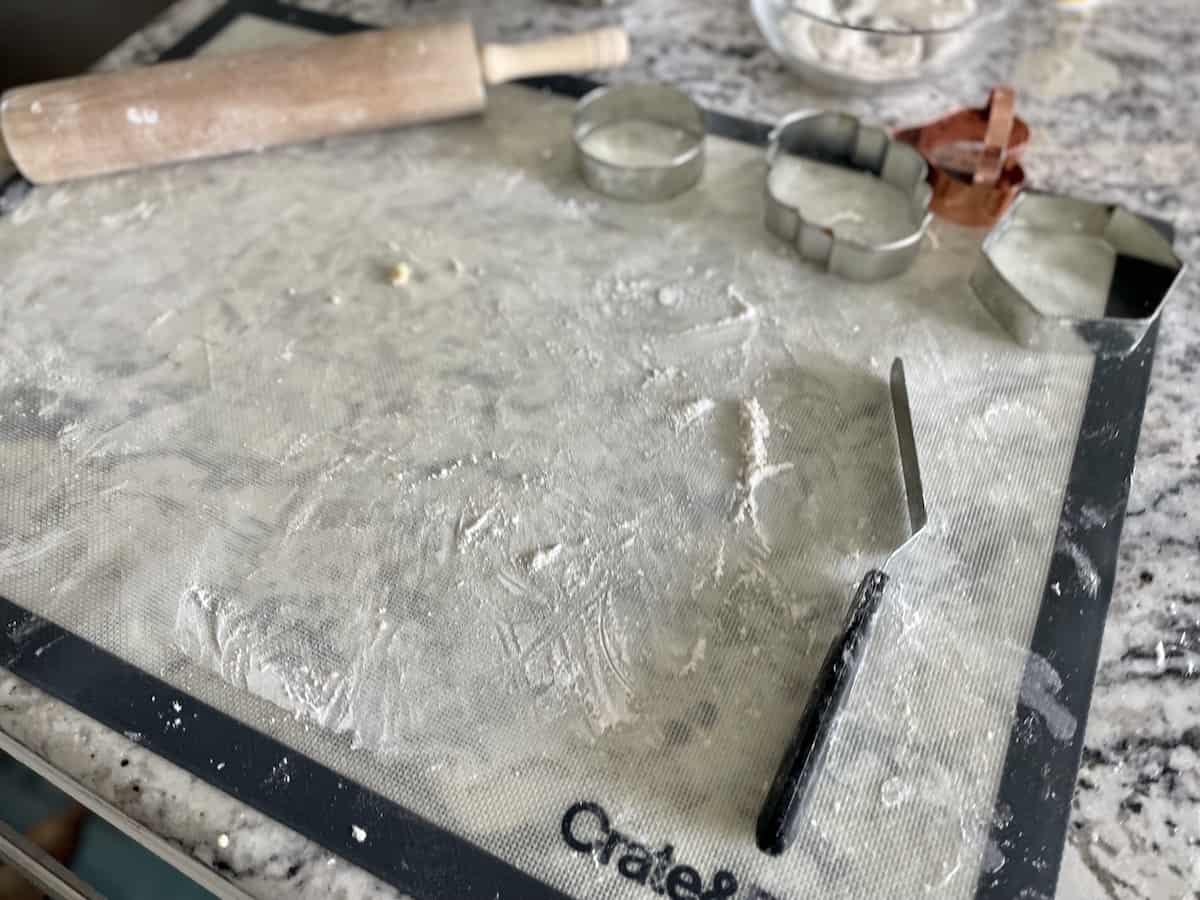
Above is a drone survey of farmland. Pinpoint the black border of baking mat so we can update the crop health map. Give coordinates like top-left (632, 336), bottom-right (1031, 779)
top-left (0, 2), bottom-right (1172, 898)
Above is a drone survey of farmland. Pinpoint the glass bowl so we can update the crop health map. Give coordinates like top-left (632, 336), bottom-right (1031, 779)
top-left (750, 0), bottom-right (1016, 93)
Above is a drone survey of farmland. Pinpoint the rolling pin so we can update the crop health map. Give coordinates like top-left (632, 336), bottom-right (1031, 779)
top-left (0, 22), bottom-right (629, 184)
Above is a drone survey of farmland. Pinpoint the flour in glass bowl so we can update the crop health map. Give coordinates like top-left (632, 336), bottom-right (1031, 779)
top-left (768, 0), bottom-right (981, 83)
top-left (794, 0), bottom-right (978, 29)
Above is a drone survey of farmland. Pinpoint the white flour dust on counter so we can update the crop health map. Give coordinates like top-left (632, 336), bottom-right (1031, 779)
top-left (125, 106), bottom-right (160, 125)
top-left (0, 81), bottom-right (1103, 899)
top-left (679, 637), bottom-right (707, 676)
top-left (456, 505), bottom-right (499, 549)
top-left (732, 397), bottom-right (793, 545)
top-left (521, 542), bottom-right (563, 573)
top-left (1017, 652), bottom-right (1077, 742)
top-left (673, 397), bottom-right (715, 431)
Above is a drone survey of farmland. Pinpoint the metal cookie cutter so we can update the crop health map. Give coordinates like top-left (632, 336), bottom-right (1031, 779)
top-left (757, 358), bottom-right (927, 856)
top-left (894, 86), bottom-right (1030, 229)
top-left (765, 112), bottom-right (933, 282)
top-left (573, 82), bottom-right (705, 202)
top-left (971, 192), bottom-right (1184, 355)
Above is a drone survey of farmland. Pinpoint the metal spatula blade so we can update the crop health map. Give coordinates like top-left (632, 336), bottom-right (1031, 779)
top-left (756, 358), bottom-right (926, 856)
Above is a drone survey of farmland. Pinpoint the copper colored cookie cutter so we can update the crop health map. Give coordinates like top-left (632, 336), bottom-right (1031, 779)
top-left (894, 87), bottom-right (1030, 228)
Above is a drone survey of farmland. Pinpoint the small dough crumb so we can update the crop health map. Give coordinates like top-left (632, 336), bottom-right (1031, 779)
top-left (328, 293), bottom-right (344, 306)
top-left (680, 637), bottom-right (706, 676)
top-left (351, 825), bottom-right (368, 843)
top-left (522, 543), bottom-right (563, 573)
top-left (217, 833), bottom-right (230, 849)
top-left (389, 262), bottom-right (412, 287)
top-left (674, 397), bottom-right (715, 431)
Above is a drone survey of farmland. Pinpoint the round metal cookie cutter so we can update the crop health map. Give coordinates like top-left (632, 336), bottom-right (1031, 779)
top-left (573, 82), bottom-right (706, 202)
top-left (766, 111), bottom-right (933, 281)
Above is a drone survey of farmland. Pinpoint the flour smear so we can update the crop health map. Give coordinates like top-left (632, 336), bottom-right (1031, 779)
top-left (732, 397), bottom-right (793, 546)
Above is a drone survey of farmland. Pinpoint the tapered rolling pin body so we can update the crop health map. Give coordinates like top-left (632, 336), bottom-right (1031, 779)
top-left (0, 23), bottom-right (628, 184)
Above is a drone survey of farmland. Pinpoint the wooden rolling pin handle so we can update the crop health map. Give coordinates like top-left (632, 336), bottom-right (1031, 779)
top-left (480, 27), bottom-right (630, 85)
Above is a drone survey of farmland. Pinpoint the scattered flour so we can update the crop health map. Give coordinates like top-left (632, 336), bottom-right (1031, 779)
top-left (880, 775), bottom-right (914, 808)
top-left (680, 637), bottom-right (707, 676)
top-left (99, 201), bottom-right (156, 229)
top-left (1018, 653), bottom-right (1077, 742)
top-left (125, 106), bottom-right (159, 125)
top-left (686, 285), bottom-right (758, 334)
top-left (732, 398), bottom-right (793, 543)
top-left (673, 397), bottom-right (715, 431)
top-left (827, 210), bottom-right (866, 227)
top-left (577, 119), bottom-right (696, 169)
top-left (0, 86), bottom-right (1100, 891)
top-left (642, 365), bottom-right (683, 388)
top-left (522, 543), bottom-right (563, 573)
top-left (987, 229), bottom-right (1115, 320)
top-left (679, 286), bottom-right (761, 375)
top-left (457, 505), bottom-right (498, 548)
top-left (1062, 540), bottom-right (1100, 597)
top-left (266, 755), bottom-right (292, 786)
top-left (766, 156), bottom-right (914, 245)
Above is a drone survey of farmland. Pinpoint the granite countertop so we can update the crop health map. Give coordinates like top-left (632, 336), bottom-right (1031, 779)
top-left (2, 1), bottom-right (1198, 898)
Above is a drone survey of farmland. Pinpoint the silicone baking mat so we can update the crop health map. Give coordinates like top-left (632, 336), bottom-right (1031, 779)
top-left (0, 3), bottom-right (1166, 898)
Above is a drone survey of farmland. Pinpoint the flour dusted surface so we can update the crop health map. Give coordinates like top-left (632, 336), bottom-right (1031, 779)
top-left (0, 83), bottom-right (1098, 900)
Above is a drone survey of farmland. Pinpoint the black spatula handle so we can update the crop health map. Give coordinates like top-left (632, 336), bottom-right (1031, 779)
top-left (755, 569), bottom-right (890, 855)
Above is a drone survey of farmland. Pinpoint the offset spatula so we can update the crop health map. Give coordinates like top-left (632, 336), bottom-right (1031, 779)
top-left (756, 357), bottom-right (927, 856)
